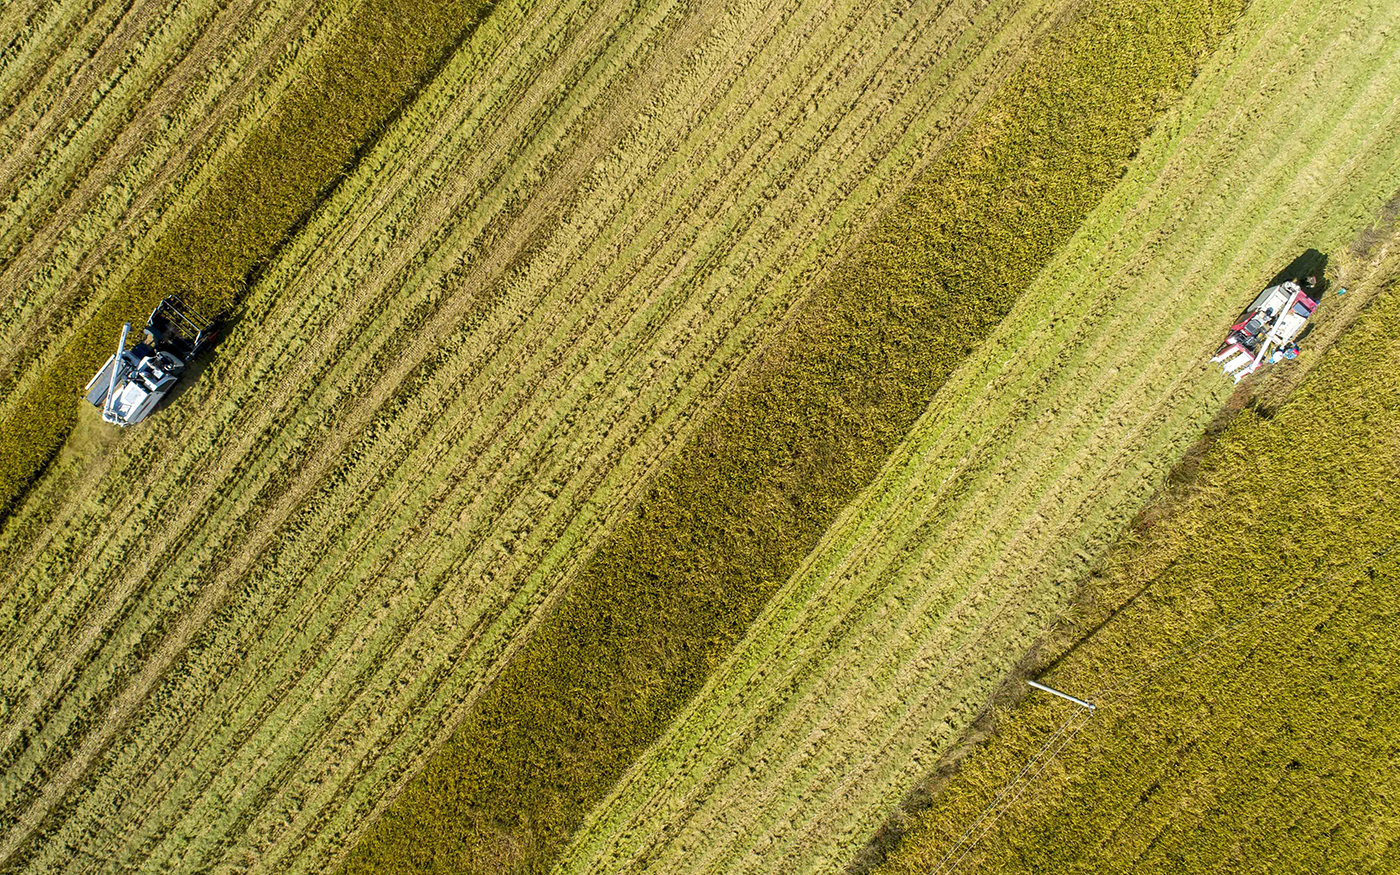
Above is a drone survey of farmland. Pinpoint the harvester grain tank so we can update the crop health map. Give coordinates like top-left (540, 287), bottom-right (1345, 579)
top-left (83, 296), bottom-right (216, 426)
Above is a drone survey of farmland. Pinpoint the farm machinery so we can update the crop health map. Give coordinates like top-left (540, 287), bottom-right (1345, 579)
top-left (83, 296), bottom-right (216, 426)
top-left (1211, 277), bottom-right (1319, 382)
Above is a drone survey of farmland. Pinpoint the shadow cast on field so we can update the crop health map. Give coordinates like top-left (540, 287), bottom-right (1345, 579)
top-left (1267, 248), bottom-right (1328, 294)
top-left (149, 309), bottom-right (243, 419)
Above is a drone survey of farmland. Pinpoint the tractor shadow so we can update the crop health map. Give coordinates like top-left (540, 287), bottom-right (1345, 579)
top-left (150, 309), bottom-right (243, 419)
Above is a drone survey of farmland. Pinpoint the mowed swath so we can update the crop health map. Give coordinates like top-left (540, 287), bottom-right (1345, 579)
top-left (554, 2), bottom-right (1400, 871)
top-left (0, 0), bottom-right (352, 424)
top-left (0, 0), bottom-right (1066, 870)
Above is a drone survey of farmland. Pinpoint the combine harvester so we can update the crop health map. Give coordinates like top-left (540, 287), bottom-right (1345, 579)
top-left (1211, 276), bottom-right (1319, 382)
top-left (84, 296), bottom-right (216, 426)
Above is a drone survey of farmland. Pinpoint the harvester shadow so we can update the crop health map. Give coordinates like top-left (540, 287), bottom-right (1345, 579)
top-left (1266, 248), bottom-right (1328, 294)
top-left (149, 310), bottom-right (243, 419)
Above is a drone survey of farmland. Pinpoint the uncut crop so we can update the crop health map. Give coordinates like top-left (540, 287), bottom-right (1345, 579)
top-left (343, 0), bottom-right (1248, 871)
top-left (875, 240), bottom-right (1400, 875)
top-left (553, 1), bottom-right (1400, 871)
top-left (0, 0), bottom-right (1066, 870)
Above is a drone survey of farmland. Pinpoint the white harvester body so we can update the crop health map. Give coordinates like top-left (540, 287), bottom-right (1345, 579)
top-left (1211, 279), bottom-right (1319, 382)
top-left (83, 296), bottom-right (215, 426)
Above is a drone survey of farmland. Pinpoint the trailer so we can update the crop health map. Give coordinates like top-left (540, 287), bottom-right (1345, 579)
top-left (84, 296), bottom-right (216, 426)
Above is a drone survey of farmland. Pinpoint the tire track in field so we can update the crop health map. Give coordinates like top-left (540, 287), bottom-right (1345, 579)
top-left (0, 0), bottom-right (57, 79)
top-left (0, 0), bottom-right (125, 130)
top-left (0, 0), bottom-right (704, 861)
top-left (0, 0), bottom-right (177, 192)
top-left (0, 0), bottom-right (326, 388)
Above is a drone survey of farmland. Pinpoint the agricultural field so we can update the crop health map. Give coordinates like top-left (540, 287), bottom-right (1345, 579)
top-left (552, 1), bottom-right (1400, 871)
top-left (873, 237), bottom-right (1400, 875)
top-left (0, 0), bottom-right (1088, 871)
top-left (0, 0), bottom-right (497, 511)
top-left (344, 0), bottom-right (1250, 869)
top-left (0, 0), bottom-right (1396, 873)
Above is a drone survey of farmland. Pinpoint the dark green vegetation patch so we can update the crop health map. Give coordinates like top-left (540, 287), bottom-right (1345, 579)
top-left (341, 0), bottom-right (1248, 871)
top-left (0, 0), bottom-right (494, 517)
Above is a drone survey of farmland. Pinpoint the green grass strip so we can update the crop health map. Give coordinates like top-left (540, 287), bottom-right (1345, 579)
top-left (875, 272), bottom-right (1400, 875)
top-left (340, 0), bottom-right (1248, 871)
top-left (0, 0), bottom-right (494, 517)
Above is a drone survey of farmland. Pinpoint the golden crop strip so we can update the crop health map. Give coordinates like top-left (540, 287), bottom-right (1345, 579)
top-left (554, 1), bottom-right (1400, 870)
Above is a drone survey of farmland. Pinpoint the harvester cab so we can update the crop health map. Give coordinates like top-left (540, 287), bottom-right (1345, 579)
top-left (1211, 278), bottom-right (1318, 382)
top-left (83, 296), bottom-right (216, 426)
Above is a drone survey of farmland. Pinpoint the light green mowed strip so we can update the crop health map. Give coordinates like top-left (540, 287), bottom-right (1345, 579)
top-left (554, 2), bottom-right (1400, 872)
top-left (0, 0), bottom-right (1066, 871)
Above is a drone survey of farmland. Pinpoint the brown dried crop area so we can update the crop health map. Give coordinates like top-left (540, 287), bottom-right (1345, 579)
top-left (0, 0), bottom-right (1061, 871)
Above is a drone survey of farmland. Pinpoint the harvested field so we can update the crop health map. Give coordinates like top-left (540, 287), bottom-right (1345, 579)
top-left (553, 1), bottom-right (1400, 871)
top-left (0, 0), bottom-right (1076, 871)
top-left (873, 238), bottom-right (1400, 875)
top-left (4, 0), bottom-right (1395, 871)
top-left (344, 0), bottom-right (1245, 871)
